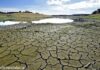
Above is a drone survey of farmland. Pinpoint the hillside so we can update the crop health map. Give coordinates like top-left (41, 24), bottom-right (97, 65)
top-left (92, 9), bottom-right (100, 14)
top-left (0, 11), bottom-right (49, 22)
top-left (83, 9), bottom-right (100, 20)
top-left (85, 14), bottom-right (100, 20)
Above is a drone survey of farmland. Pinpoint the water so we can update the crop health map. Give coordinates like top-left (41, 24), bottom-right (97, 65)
top-left (0, 18), bottom-right (74, 26)
top-left (32, 18), bottom-right (74, 24)
top-left (0, 21), bottom-right (27, 26)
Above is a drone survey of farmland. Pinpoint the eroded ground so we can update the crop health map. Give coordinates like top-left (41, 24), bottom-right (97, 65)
top-left (0, 23), bottom-right (100, 70)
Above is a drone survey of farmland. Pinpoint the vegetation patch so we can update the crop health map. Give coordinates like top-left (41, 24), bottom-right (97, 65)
top-left (0, 12), bottom-right (49, 22)
top-left (84, 14), bottom-right (100, 20)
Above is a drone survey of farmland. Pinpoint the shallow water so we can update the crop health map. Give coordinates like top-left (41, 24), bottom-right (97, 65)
top-left (0, 21), bottom-right (27, 26)
top-left (0, 18), bottom-right (73, 26)
top-left (32, 18), bottom-right (74, 24)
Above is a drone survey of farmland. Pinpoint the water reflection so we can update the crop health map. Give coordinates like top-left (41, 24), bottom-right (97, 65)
top-left (0, 21), bottom-right (27, 26)
top-left (32, 18), bottom-right (74, 24)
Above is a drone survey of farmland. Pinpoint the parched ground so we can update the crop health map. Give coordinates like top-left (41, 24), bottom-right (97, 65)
top-left (0, 23), bottom-right (100, 70)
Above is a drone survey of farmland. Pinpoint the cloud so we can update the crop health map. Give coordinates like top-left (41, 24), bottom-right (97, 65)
top-left (47, 0), bottom-right (70, 6)
top-left (66, 0), bottom-right (100, 10)
top-left (0, 8), bottom-right (20, 12)
top-left (46, 0), bottom-right (100, 14)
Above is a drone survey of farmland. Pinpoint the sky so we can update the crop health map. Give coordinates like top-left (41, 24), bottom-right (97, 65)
top-left (0, 0), bottom-right (100, 15)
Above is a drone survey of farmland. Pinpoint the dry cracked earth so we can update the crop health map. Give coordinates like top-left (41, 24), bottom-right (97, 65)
top-left (0, 23), bottom-right (100, 70)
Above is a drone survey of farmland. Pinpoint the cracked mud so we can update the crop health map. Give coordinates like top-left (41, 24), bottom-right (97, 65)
top-left (0, 23), bottom-right (100, 70)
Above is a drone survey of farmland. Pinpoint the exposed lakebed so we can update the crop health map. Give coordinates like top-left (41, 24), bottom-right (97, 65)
top-left (0, 17), bottom-right (100, 70)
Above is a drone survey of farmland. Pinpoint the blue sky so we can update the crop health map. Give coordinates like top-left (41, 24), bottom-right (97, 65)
top-left (0, 0), bottom-right (100, 15)
top-left (0, 0), bottom-right (45, 7)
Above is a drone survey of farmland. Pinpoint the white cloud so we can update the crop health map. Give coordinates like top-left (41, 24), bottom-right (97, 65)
top-left (66, 0), bottom-right (100, 10)
top-left (0, 8), bottom-right (20, 12)
top-left (89, 0), bottom-right (99, 2)
top-left (46, 0), bottom-right (100, 14)
top-left (47, 0), bottom-right (70, 5)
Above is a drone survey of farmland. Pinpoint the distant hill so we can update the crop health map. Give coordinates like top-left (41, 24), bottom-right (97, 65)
top-left (92, 9), bottom-right (100, 14)
top-left (0, 11), bottom-right (49, 22)
top-left (52, 14), bottom-right (89, 18)
top-left (72, 14), bottom-right (89, 16)
top-left (0, 11), bottom-right (33, 14)
top-left (84, 9), bottom-right (100, 20)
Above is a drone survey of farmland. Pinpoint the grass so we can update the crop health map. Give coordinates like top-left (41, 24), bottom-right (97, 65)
top-left (0, 13), bottom-right (49, 22)
top-left (84, 14), bottom-right (100, 20)
top-left (74, 23), bottom-right (99, 28)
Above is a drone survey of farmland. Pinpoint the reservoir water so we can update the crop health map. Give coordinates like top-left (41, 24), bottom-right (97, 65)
top-left (0, 18), bottom-right (74, 26)
top-left (32, 18), bottom-right (74, 24)
top-left (0, 21), bottom-right (27, 26)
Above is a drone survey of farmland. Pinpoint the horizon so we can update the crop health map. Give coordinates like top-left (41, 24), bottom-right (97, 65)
top-left (0, 0), bottom-right (100, 15)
